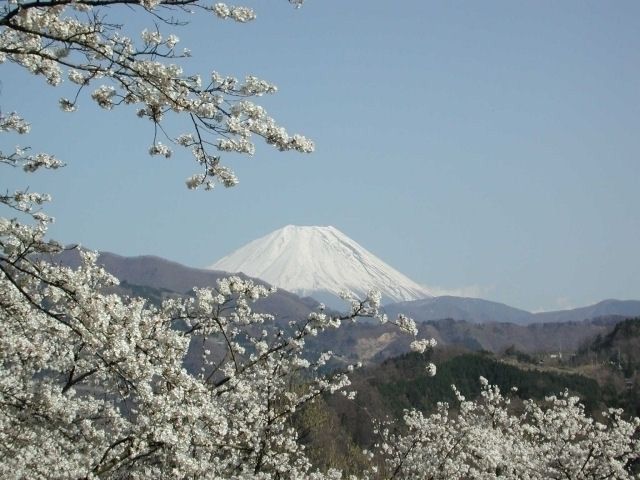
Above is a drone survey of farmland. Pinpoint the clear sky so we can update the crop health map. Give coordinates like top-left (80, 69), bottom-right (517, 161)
top-left (2, 0), bottom-right (639, 312)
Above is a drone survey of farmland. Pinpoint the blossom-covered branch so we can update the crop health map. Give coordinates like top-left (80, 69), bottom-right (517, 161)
top-left (0, 0), bottom-right (312, 189)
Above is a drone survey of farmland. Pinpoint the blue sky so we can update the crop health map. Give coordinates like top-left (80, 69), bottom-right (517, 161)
top-left (2, 0), bottom-right (639, 311)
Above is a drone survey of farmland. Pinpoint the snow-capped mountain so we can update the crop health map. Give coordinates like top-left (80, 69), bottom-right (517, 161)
top-left (209, 225), bottom-right (433, 305)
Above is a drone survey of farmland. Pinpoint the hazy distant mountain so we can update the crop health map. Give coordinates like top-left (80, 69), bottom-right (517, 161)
top-left (384, 297), bottom-right (640, 325)
top-left (209, 225), bottom-right (433, 305)
top-left (534, 299), bottom-right (640, 323)
top-left (385, 296), bottom-right (535, 325)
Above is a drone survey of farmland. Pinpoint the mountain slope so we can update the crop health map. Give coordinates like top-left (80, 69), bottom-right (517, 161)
top-left (577, 317), bottom-right (640, 377)
top-left (308, 317), bottom-right (621, 364)
top-left (385, 296), bottom-right (535, 325)
top-left (51, 249), bottom-right (323, 324)
top-left (209, 225), bottom-right (432, 304)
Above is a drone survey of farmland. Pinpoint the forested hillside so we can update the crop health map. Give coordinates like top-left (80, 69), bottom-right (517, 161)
top-left (296, 347), bottom-right (639, 474)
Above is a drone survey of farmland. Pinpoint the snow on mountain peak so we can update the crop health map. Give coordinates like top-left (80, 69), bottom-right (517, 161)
top-left (209, 225), bottom-right (433, 304)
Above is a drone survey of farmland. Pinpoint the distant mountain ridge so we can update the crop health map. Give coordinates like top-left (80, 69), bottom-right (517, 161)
top-left (52, 249), bottom-right (640, 329)
top-left (208, 225), bottom-right (640, 323)
top-left (209, 225), bottom-right (433, 305)
top-left (384, 297), bottom-right (640, 325)
top-left (48, 250), bottom-right (640, 366)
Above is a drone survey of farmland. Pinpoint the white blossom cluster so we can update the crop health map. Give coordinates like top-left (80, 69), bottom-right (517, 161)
top-left (0, 0), bottom-right (313, 189)
top-left (375, 378), bottom-right (640, 479)
top-left (0, 112), bottom-right (64, 172)
top-left (213, 3), bottom-right (257, 23)
top-left (338, 289), bottom-right (423, 337)
top-left (409, 337), bottom-right (437, 354)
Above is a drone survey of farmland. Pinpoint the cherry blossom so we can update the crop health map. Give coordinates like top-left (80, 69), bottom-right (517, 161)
top-left (0, 0), bottom-right (313, 189)
top-left (375, 379), bottom-right (640, 479)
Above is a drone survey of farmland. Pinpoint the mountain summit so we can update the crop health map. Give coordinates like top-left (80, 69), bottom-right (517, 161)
top-left (209, 225), bottom-right (433, 305)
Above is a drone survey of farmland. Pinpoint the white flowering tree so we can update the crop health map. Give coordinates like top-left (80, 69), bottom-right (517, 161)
top-left (0, 0), bottom-right (426, 478)
top-left (1, 1), bottom-right (639, 479)
top-left (375, 378), bottom-right (640, 480)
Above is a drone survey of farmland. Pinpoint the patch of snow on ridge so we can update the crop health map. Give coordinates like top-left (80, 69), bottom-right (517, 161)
top-left (209, 225), bottom-right (433, 304)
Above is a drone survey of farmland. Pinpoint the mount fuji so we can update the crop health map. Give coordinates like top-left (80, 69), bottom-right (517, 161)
top-left (209, 225), bottom-right (433, 305)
